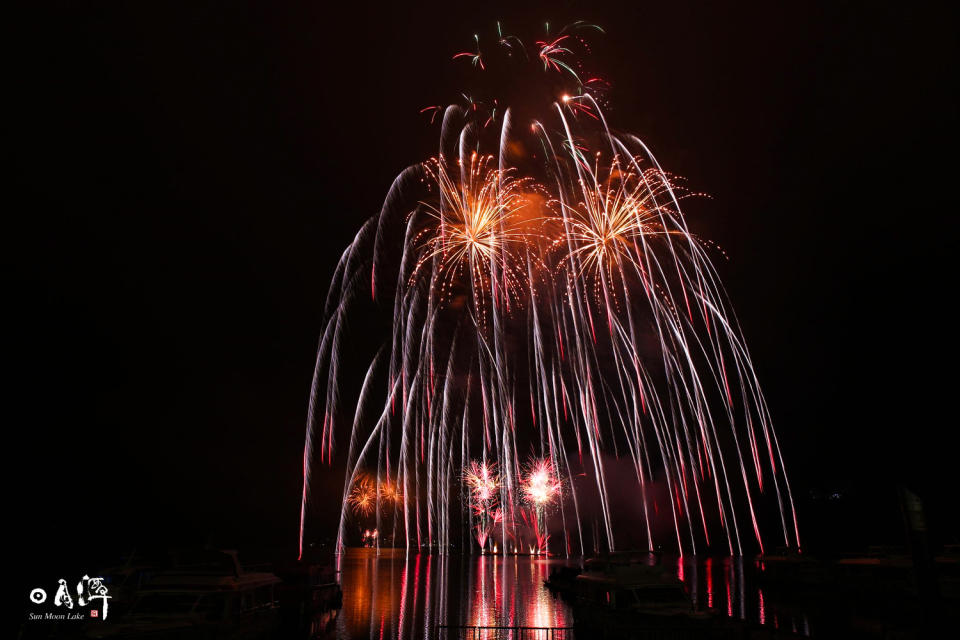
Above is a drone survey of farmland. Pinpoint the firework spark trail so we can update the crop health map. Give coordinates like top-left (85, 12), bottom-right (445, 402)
top-left (301, 23), bottom-right (799, 559)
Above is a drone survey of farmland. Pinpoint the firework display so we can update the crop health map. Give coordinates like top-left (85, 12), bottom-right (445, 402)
top-left (299, 22), bottom-right (799, 559)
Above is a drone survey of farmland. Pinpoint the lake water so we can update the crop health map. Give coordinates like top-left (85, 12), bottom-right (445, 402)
top-left (334, 548), bottom-right (573, 639)
top-left (332, 549), bottom-right (813, 639)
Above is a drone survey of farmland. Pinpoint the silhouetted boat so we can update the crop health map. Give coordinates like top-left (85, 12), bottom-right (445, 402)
top-left (85, 549), bottom-right (282, 639)
top-left (544, 566), bottom-right (581, 595)
top-left (569, 559), bottom-right (714, 638)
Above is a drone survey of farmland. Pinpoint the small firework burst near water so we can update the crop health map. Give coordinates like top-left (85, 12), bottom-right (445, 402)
top-left (299, 22), bottom-right (799, 559)
top-left (522, 458), bottom-right (561, 508)
top-left (464, 460), bottom-right (501, 550)
top-left (521, 458), bottom-right (561, 553)
top-left (465, 460), bottom-right (500, 504)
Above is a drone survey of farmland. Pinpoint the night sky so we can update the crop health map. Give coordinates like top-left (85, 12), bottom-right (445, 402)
top-left (8, 1), bottom-right (956, 580)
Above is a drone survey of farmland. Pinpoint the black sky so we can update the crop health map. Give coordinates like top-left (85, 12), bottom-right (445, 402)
top-left (7, 0), bottom-right (957, 575)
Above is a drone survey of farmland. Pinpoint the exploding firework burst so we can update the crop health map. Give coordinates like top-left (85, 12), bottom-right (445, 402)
top-left (413, 154), bottom-right (539, 308)
top-left (347, 473), bottom-right (403, 520)
top-left (465, 460), bottom-right (500, 505)
top-left (521, 458), bottom-right (562, 508)
top-left (348, 478), bottom-right (376, 518)
top-left (463, 460), bottom-right (502, 551)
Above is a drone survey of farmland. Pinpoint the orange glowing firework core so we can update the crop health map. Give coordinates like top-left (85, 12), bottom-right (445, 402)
top-left (416, 154), bottom-right (540, 306)
top-left (379, 479), bottom-right (402, 505)
top-left (557, 155), bottom-right (687, 281)
top-left (348, 474), bottom-right (403, 518)
top-left (349, 481), bottom-right (376, 517)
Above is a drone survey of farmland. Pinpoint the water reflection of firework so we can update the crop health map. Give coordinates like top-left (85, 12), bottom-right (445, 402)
top-left (300, 21), bottom-right (799, 560)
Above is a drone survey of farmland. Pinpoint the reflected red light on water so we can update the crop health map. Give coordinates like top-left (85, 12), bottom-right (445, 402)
top-left (336, 550), bottom-right (815, 639)
top-left (725, 560), bottom-right (733, 617)
top-left (706, 557), bottom-right (714, 608)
